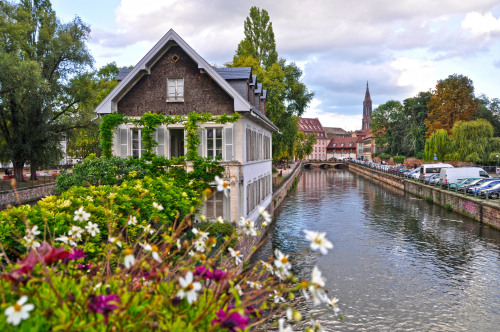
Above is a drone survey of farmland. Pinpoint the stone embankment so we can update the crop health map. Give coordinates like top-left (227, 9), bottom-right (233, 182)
top-left (348, 163), bottom-right (500, 230)
top-left (0, 183), bottom-right (56, 210)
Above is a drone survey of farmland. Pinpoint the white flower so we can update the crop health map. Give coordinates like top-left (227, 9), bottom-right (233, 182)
top-left (260, 260), bottom-right (274, 275)
top-left (25, 225), bottom-right (41, 238)
top-left (194, 238), bottom-right (206, 252)
top-left (304, 230), bottom-right (333, 255)
top-left (274, 249), bottom-right (292, 272)
top-left (4, 296), bottom-right (34, 326)
top-left (278, 318), bottom-right (294, 332)
top-left (85, 221), bottom-right (100, 237)
top-left (108, 237), bottom-right (122, 248)
top-left (258, 206), bottom-right (272, 223)
top-left (69, 225), bottom-right (84, 241)
top-left (228, 247), bottom-right (243, 265)
top-left (192, 228), bottom-right (209, 241)
top-left (93, 282), bottom-right (102, 291)
top-left (176, 239), bottom-right (182, 249)
top-left (270, 290), bottom-right (285, 303)
top-left (215, 176), bottom-right (230, 197)
top-left (153, 202), bottom-right (164, 211)
top-left (216, 216), bottom-right (224, 224)
top-left (23, 226), bottom-right (41, 250)
top-left (247, 280), bottom-right (262, 289)
top-left (177, 271), bottom-right (202, 304)
top-left (237, 217), bottom-right (257, 236)
top-left (139, 242), bottom-right (152, 251)
top-left (23, 238), bottom-right (40, 250)
top-left (151, 245), bottom-right (162, 263)
top-left (327, 297), bottom-right (340, 314)
top-left (310, 319), bottom-right (325, 332)
top-left (127, 215), bottom-right (138, 225)
top-left (73, 207), bottom-right (91, 222)
top-left (262, 221), bottom-right (269, 227)
top-left (56, 235), bottom-right (77, 247)
top-left (234, 284), bottom-right (243, 296)
top-left (142, 224), bottom-right (155, 235)
top-left (309, 266), bottom-right (328, 306)
top-left (124, 249), bottom-right (135, 269)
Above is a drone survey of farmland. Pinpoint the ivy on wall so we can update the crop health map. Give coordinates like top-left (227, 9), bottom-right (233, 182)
top-left (99, 111), bottom-right (240, 160)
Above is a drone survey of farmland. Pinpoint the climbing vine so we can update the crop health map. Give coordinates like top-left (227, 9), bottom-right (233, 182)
top-left (99, 111), bottom-right (240, 161)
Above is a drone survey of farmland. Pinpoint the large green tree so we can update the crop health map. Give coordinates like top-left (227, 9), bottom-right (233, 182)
top-left (424, 129), bottom-right (451, 162)
top-left (0, 0), bottom-right (93, 181)
top-left (293, 132), bottom-right (317, 160)
top-left (403, 91), bottom-right (431, 157)
top-left (370, 100), bottom-right (405, 155)
top-left (425, 74), bottom-right (479, 137)
top-left (473, 94), bottom-right (500, 137)
top-left (231, 7), bottom-right (314, 159)
top-left (236, 7), bottom-right (277, 69)
top-left (451, 119), bottom-right (494, 163)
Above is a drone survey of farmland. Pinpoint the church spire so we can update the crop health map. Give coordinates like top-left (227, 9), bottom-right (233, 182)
top-left (362, 81), bottom-right (372, 131)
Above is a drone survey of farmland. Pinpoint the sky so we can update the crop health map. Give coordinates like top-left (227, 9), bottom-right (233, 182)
top-left (51, 0), bottom-right (500, 131)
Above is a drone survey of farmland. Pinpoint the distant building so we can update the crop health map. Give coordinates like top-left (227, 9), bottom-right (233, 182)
top-left (323, 127), bottom-right (350, 139)
top-left (362, 82), bottom-right (372, 131)
top-left (326, 136), bottom-right (357, 159)
top-left (297, 118), bottom-right (328, 160)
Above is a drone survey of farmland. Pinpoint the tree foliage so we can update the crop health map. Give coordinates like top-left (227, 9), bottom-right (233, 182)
top-left (473, 94), bottom-right (500, 137)
top-left (293, 132), bottom-right (317, 160)
top-left (0, 0), bottom-right (93, 180)
top-left (425, 74), bottom-right (479, 137)
top-left (451, 119), bottom-right (493, 162)
top-left (424, 129), bottom-right (451, 162)
top-left (231, 7), bottom-right (314, 160)
top-left (236, 6), bottom-right (277, 69)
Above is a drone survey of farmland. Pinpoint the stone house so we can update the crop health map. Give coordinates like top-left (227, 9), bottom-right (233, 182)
top-left (94, 29), bottom-right (278, 223)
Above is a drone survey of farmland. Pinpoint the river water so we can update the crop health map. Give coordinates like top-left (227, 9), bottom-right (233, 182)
top-left (254, 168), bottom-right (500, 331)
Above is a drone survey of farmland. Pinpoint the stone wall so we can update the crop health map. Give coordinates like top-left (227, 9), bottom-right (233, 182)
top-left (0, 183), bottom-right (55, 209)
top-left (349, 163), bottom-right (500, 230)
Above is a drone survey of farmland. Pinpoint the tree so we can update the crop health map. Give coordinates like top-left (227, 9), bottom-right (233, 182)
top-left (451, 119), bottom-right (494, 163)
top-left (230, 8), bottom-right (314, 160)
top-left (293, 132), bottom-right (316, 160)
top-left (403, 91), bottom-right (431, 157)
top-left (425, 74), bottom-right (479, 137)
top-left (236, 7), bottom-right (277, 69)
top-left (370, 100), bottom-right (405, 155)
top-left (0, 0), bottom-right (93, 181)
top-left (424, 129), bottom-right (451, 162)
top-left (473, 94), bottom-right (500, 137)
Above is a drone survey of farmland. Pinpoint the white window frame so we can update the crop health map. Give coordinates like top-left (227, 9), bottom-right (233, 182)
top-left (167, 78), bottom-right (184, 102)
top-left (206, 127), bottom-right (223, 160)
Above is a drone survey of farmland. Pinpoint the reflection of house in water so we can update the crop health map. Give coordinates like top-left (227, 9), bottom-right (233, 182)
top-left (94, 29), bottom-right (278, 223)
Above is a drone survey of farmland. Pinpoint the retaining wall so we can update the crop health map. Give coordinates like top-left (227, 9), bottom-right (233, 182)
top-left (349, 163), bottom-right (500, 230)
top-left (0, 183), bottom-right (56, 209)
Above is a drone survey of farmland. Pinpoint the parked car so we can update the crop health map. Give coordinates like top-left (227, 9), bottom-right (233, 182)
top-left (419, 163), bottom-right (454, 181)
top-left (439, 167), bottom-right (490, 187)
top-left (466, 179), bottom-right (500, 195)
top-left (448, 178), bottom-right (479, 191)
top-left (458, 178), bottom-right (490, 193)
top-left (425, 173), bottom-right (440, 184)
top-left (479, 183), bottom-right (500, 199)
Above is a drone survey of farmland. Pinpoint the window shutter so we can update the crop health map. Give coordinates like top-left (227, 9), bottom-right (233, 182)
top-left (120, 128), bottom-right (128, 158)
top-left (156, 128), bottom-right (165, 156)
top-left (224, 127), bottom-right (233, 161)
top-left (197, 128), bottom-right (204, 157)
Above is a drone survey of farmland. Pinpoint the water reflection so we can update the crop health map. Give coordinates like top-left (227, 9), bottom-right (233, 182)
top-left (254, 169), bottom-right (500, 331)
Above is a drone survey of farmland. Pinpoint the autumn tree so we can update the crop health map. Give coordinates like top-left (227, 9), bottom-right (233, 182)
top-left (0, 0), bottom-right (93, 181)
top-left (425, 74), bottom-right (479, 137)
top-left (424, 129), bottom-right (452, 162)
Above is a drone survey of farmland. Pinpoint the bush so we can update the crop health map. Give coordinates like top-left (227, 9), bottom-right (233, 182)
top-left (392, 155), bottom-right (405, 164)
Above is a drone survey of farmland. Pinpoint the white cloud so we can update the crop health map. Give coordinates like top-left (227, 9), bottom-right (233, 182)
top-left (462, 11), bottom-right (500, 36)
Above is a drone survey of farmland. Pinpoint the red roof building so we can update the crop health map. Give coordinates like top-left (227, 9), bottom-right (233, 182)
top-left (297, 118), bottom-right (329, 160)
top-left (326, 136), bottom-right (358, 160)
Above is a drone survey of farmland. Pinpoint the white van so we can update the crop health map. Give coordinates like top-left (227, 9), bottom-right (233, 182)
top-left (419, 163), bottom-right (454, 180)
top-left (439, 167), bottom-right (490, 186)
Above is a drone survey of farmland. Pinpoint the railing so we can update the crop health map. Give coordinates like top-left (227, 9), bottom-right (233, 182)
top-left (348, 160), bottom-right (500, 202)
top-left (0, 176), bottom-right (57, 192)
top-left (272, 162), bottom-right (301, 192)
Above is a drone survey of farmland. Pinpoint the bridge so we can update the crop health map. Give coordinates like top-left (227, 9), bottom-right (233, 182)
top-left (303, 161), bottom-right (349, 169)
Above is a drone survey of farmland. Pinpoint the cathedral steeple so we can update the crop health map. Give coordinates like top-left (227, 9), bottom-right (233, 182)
top-left (362, 81), bottom-right (372, 131)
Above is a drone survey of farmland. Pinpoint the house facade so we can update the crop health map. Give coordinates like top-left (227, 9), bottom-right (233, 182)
top-left (297, 118), bottom-right (329, 160)
top-left (326, 136), bottom-right (358, 160)
top-left (94, 29), bottom-right (277, 223)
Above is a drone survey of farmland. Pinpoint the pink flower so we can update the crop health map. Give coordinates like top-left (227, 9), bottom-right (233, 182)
top-left (87, 294), bottom-right (120, 324)
top-left (68, 249), bottom-right (87, 261)
top-left (212, 306), bottom-right (250, 331)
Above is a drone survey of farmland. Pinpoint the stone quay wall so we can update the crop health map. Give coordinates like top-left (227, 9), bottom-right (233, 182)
top-left (0, 183), bottom-right (56, 210)
top-left (349, 163), bottom-right (500, 230)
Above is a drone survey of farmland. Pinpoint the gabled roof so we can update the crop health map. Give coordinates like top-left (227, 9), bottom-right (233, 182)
top-left (214, 67), bottom-right (251, 80)
top-left (116, 69), bottom-right (132, 81)
top-left (255, 83), bottom-right (262, 94)
top-left (94, 29), bottom-right (255, 117)
top-left (250, 75), bottom-right (257, 86)
top-left (327, 136), bottom-right (358, 149)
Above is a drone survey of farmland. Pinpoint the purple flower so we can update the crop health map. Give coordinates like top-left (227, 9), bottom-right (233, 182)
top-left (212, 307), bottom-right (250, 332)
top-left (87, 294), bottom-right (120, 324)
top-left (211, 269), bottom-right (227, 282)
top-left (194, 265), bottom-right (211, 278)
top-left (68, 249), bottom-right (87, 261)
top-left (77, 262), bottom-right (92, 270)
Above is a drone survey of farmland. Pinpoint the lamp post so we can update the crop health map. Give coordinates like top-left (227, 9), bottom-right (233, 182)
top-left (496, 154), bottom-right (499, 175)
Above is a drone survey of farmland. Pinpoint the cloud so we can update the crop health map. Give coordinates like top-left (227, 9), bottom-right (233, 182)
top-left (462, 11), bottom-right (500, 36)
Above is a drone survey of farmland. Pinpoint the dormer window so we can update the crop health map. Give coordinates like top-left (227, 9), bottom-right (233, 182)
top-left (167, 78), bottom-right (184, 101)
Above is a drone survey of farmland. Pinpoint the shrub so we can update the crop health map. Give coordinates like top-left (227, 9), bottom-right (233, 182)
top-left (392, 155), bottom-right (405, 164)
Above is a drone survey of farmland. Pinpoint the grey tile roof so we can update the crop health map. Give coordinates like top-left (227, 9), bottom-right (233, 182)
top-left (117, 69), bottom-right (133, 81)
top-left (250, 75), bottom-right (257, 86)
top-left (255, 83), bottom-right (262, 94)
top-left (214, 67), bottom-right (251, 80)
top-left (261, 90), bottom-right (267, 99)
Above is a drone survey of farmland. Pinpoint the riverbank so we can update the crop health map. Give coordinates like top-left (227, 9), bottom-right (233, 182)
top-left (348, 162), bottom-right (500, 230)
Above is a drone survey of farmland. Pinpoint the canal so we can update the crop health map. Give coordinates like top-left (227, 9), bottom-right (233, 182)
top-left (255, 168), bottom-right (500, 331)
